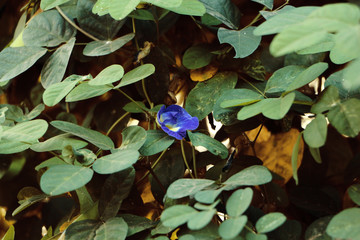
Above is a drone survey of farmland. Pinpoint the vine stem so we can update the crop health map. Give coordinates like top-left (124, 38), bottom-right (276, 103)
top-left (192, 144), bottom-right (198, 178)
top-left (135, 148), bottom-right (167, 185)
top-left (115, 89), bottom-right (150, 114)
top-left (56, 6), bottom-right (100, 41)
top-left (106, 112), bottom-right (130, 136)
top-left (181, 139), bottom-right (194, 179)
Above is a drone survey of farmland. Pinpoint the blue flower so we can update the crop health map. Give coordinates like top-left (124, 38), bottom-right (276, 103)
top-left (157, 105), bottom-right (199, 140)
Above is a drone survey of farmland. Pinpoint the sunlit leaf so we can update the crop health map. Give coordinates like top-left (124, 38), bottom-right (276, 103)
top-left (187, 209), bottom-right (216, 230)
top-left (94, 217), bottom-right (128, 240)
top-left (66, 82), bottom-right (112, 102)
top-left (115, 64), bottom-right (155, 88)
top-left (261, 92), bottom-right (296, 120)
top-left (161, 205), bottom-right (197, 228)
top-left (256, 212), bottom-right (286, 233)
top-left (89, 64), bottom-right (124, 86)
top-left (41, 0), bottom-right (71, 10)
top-left (226, 188), bottom-right (253, 217)
top-left (30, 134), bottom-right (88, 152)
top-left (326, 208), bottom-right (360, 239)
top-left (92, 150), bottom-right (139, 174)
top-left (118, 126), bottom-right (147, 151)
top-left (218, 216), bottom-right (247, 239)
top-left (40, 165), bottom-right (94, 195)
top-left (303, 114), bottom-right (327, 148)
top-left (218, 27), bottom-right (261, 58)
top-left (108, 0), bottom-right (141, 20)
top-left (51, 120), bottom-right (114, 150)
top-left (165, 0), bottom-right (206, 16)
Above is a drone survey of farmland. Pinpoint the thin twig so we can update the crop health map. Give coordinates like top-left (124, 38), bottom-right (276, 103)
top-left (181, 139), bottom-right (194, 179)
top-left (56, 6), bottom-right (100, 41)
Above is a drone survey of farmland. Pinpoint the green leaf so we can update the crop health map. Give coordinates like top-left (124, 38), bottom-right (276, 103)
top-left (43, 74), bottom-right (90, 107)
top-left (309, 147), bottom-right (322, 164)
top-left (139, 130), bottom-right (174, 156)
top-left (31, 134), bottom-right (88, 152)
top-left (254, 7), bottom-right (317, 36)
top-left (218, 216), bottom-right (247, 239)
top-left (1, 225), bottom-right (14, 240)
top-left (165, 0), bottom-right (206, 16)
top-left (35, 157), bottom-right (66, 171)
top-left (123, 101), bottom-right (149, 113)
top-left (40, 164), bottom-right (94, 195)
top-left (223, 165), bottom-right (272, 190)
top-left (311, 85), bottom-right (340, 114)
top-left (296, 33), bottom-right (334, 55)
top-left (77, 0), bottom-right (125, 40)
top-left (307, 3), bottom-right (360, 32)
top-left (146, 0), bottom-right (182, 8)
top-left (236, 99), bottom-right (267, 120)
top-left (0, 47), bottom-right (47, 83)
top-left (188, 131), bottom-right (228, 159)
top-left (186, 72), bottom-right (237, 120)
top-left (261, 92), bottom-right (296, 120)
top-left (41, 38), bottom-right (76, 88)
top-left (194, 188), bottom-right (224, 204)
top-left (0, 141), bottom-right (32, 154)
top-left (23, 10), bottom-right (76, 47)
top-left (251, 0), bottom-right (273, 9)
top-left (83, 33), bottom-right (135, 56)
top-left (214, 89), bottom-right (263, 125)
top-left (94, 217), bottom-right (128, 240)
top-left (328, 98), bottom-right (360, 137)
top-left (108, 0), bottom-right (140, 20)
top-left (330, 25), bottom-right (360, 64)
top-left (66, 82), bottom-right (112, 102)
top-left (161, 205), bottom-right (197, 228)
top-left (291, 132), bottom-right (302, 185)
top-left (285, 62), bottom-right (328, 93)
top-left (218, 27), bottom-right (261, 58)
top-left (182, 46), bottom-right (213, 69)
top-left (265, 65), bottom-right (304, 94)
top-left (303, 114), bottom-right (327, 148)
top-left (51, 120), bottom-right (115, 150)
top-left (76, 186), bottom-right (95, 213)
top-left (120, 214), bottom-right (156, 237)
top-left (65, 220), bottom-right (99, 240)
top-left (187, 209), bottom-right (216, 230)
top-left (342, 58), bottom-right (360, 92)
top-left (92, 150), bottom-right (139, 174)
top-left (92, 0), bottom-right (111, 16)
top-left (41, 0), bottom-right (71, 10)
top-left (326, 208), bottom-right (360, 239)
top-left (115, 64), bottom-right (155, 88)
top-left (245, 233), bottom-right (267, 240)
top-left (348, 184), bottom-right (360, 206)
top-left (89, 64), bottom-right (124, 86)
top-left (198, 0), bottom-right (241, 29)
top-left (270, 23), bottom-right (329, 57)
top-left (256, 212), bottom-right (286, 233)
top-left (167, 178), bottom-right (215, 199)
top-left (226, 188), bottom-right (253, 217)
top-left (118, 126), bottom-right (147, 151)
top-left (2, 119), bottom-right (48, 142)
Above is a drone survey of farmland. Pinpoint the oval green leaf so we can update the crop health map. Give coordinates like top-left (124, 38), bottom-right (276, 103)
top-left (187, 209), bottom-right (216, 230)
top-left (188, 131), bottom-right (228, 159)
top-left (256, 212), bottom-right (286, 233)
top-left (66, 82), bottom-right (112, 102)
top-left (326, 208), bottom-right (360, 239)
top-left (161, 205), bottom-right (197, 228)
top-left (115, 64), bottom-right (155, 88)
top-left (139, 130), bottom-right (174, 156)
top-left (50, 120), bottom-right (114, 150)
top-left (40, 164), bottom-right (94, 195)
top-left (167, 178), bottom-right (215, 199)
top-left (218, 216), bottom-right (247, 239)
top-left (89, 64), bottom-right (124, 86)
top-left (94, 217), bottom-right (128, 240)
top-left (182, 46), bottom-right (213, 69)
top-left (303, 114), bottom-right (327, 148)
top-left (118, 126), bottom-right (147, 151)
top-left (92, 149), bottom-right (139, 174)
top-left (226, 188), bottom-right (253, 217)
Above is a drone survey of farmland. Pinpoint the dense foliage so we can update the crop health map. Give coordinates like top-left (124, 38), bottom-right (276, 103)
top-left (1, 0), bottom-right (360, 239)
